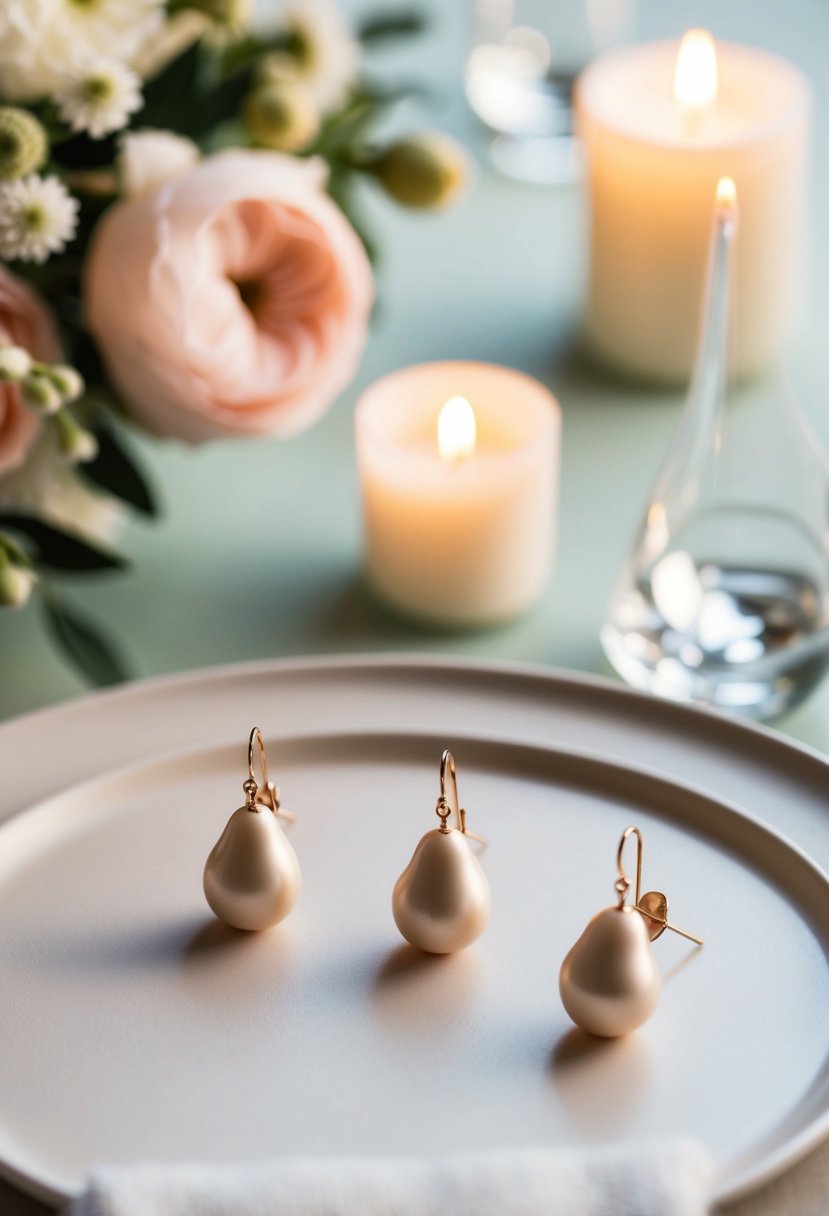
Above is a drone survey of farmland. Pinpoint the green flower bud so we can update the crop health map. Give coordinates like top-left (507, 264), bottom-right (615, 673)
top-left (282, 23), bottom-right (317, 72)
top-left (244, 81), bottom-right (319, 153)
top-left (20, 370), bottom-right (62, 415)
top-left (256, 52), bottom-right (299, 87)
top-left (0, 107), bottom-right (48, 182)
top-left (370, 133), bottom-right (470, 210)
top-left (53, 410), bottom-right (99, 464)
top-left (0, 550), bottom-right (35, 609)
top-left (44, 363), bottom-right (85, 403)
top-left (0, 344), bottom-right (33, 381)
top-left (177, 0), bottom-right (252, 30)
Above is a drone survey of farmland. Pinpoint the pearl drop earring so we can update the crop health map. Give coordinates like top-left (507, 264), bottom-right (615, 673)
top-left (559, 825), bottom-right (703, 1037)
top-left (203, 727), bottom-right (301, 931)
top-left (392, 749), bottom-right (490, 954)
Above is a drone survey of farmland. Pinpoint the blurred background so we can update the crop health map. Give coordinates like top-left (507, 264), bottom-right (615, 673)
top-left (1, 0), bottom-right (827, 734)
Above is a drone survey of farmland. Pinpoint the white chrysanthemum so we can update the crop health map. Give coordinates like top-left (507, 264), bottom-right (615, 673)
top-left (0, 427), bottom-right (123, 544)
top-left (276, 0), bottom-right (360, 113)
top-left (54, 57), bottom-right (142, 139)
top-left (0, 175), bottom-right (80, 264)
top-left (0, 0), bottom-right (165, 102)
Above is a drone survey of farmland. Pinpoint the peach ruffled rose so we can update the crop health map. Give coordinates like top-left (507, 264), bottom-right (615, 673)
top-left (0, 267), bottom-right (60, 476)
top-left (85, 149), bottom-right (374, 442)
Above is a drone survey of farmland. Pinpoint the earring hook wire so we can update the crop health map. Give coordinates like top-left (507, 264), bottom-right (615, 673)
top-left (436, 749), bottom-right (486, 845)
top-left (616, 825), bottom-right (643, 906)
top-left (616, 825), bottom-right (703, 946)
top-left (245, 727), bottom-right (295, 822)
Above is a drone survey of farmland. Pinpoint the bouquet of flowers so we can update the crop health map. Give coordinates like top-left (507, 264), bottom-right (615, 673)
top-left (0, 0), bottom-right (467, 684)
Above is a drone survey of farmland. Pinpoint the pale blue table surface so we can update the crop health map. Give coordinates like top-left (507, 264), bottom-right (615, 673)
top-left (1, 0), bottom-right (828, 751)
top-left (2, 5), bottom-right (829, 1213)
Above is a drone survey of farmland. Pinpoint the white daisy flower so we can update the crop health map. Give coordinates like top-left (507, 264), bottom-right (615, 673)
top-left (0, 0), bottom-right (164, 102)
top-left (54, 57), bottom-right (142, 139)
top-left (0, 175), bottom-right (80, 264)
top-left (275, 0), bottom-right (360, 114)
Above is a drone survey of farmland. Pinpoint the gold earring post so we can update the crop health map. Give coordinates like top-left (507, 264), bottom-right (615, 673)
top-left (616, 825), bottom-right (703, 946)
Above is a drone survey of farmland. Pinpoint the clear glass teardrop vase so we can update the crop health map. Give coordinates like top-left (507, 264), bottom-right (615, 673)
top-left (601, 196), bottom-right (829, 720)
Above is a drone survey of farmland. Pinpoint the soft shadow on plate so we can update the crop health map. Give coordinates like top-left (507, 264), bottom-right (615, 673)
top-left (549, 1027), bottom-right (652, 1136)
top-left (183, 917), bottom-right (260, 959)
top-left (371, 942), bottom-right (482, 1034)
top-left (20, 915), bottom-right (211, 975)
top-left (661, 943), bottom-right (704, 985)
top-left (182, 915), bottom-right (294, 969)
top-left (374, 942), bottom-right (454, 985)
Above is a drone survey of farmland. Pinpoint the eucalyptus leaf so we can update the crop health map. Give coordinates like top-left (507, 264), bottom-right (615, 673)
top-left (42, 595), bottom-right (131, 687)
top-left (358, 12), bottom-right (427, 42)
top-left (0, 531), bottom-right (30, 568)
top-left (139, 42), bottom-right (203, 131)
top-left (186, 68), bottom-right (256, 139)
top-left (80, 424), bottom-right (159, 518)
top-left (219, 31), bottom-right (290, 77)
top-left (0, 513), bottom-right (128, 572)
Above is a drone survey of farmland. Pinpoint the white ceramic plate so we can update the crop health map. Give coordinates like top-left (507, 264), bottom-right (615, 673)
top-left (1, 658), bottom-right (829, 1208)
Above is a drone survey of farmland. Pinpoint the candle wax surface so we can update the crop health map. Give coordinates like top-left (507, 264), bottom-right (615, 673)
top-left (576, 38), bottom-right (810, 381)
top-left (355, 361), bottom-right (562, 627)
top-left (580, 39), bottom-right (809, 147)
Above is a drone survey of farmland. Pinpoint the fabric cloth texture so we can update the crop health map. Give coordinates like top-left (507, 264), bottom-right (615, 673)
top-left (67, 1142), bottom-right (713, 1216)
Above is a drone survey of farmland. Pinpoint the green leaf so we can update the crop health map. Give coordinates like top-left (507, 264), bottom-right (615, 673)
top-left (184, 67), bottom-right (255, 139)
top-left (358, 12), bottom-right (427, 42)
top-left (312, 97), bottom-right (377, 155)
top-left (42, 595), bottom-right (131, 687)
top-left (0, 513), bottom-right (128, 572)
top-left (0, 530), bottom-right (31, 568)
top-left (139, 41), bottom-right (203, 130)
top-left (139, 35), bottom-right (276, 140)
top-left (219, 31), bottom-right (289, 77)
top-left (80, 423), bottom-right (159, 518)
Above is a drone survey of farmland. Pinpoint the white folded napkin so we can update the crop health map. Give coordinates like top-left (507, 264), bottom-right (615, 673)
top-left (68, 1142), bottom-right (713, 1216)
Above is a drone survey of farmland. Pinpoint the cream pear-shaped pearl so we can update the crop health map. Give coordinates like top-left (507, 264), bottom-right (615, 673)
top-left (392, 827), bottom-right (490, 954)
top-left (559, 905), bottom-right (660, 1037)
top-left (204, 805), bottom-right (300, 931)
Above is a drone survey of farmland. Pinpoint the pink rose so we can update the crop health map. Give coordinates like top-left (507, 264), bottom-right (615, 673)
top-left (84, 149), bottom-right (374, 442)
top-left (0, 268), bottom-right (60, 475)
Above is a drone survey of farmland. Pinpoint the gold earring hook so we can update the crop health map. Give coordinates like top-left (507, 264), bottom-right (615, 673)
top-left (435, 749), bottom-right (486, 845)
top-left (615, 825), bottom-right (703, 946)
top-left (616, 825), bottom-right (643, 907)
top-left (245, 727), bottom-right (295, 822)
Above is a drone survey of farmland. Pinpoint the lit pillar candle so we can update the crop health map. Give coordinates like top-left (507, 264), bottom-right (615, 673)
top-left (355, 362), bottom-right (561, 626)
top-left (576, 31), bottom-right (811, 383)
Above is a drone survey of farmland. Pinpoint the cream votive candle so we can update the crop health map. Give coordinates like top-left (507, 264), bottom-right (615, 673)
top-left (355, 361), bottom-right (561, 626)
top-left (576, 31), bottom-right (811, 383)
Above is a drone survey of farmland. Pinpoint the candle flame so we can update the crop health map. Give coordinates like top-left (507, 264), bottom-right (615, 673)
top-left (716, 175), bottom-right (738, 217)
top-left (673, 29), bottom-right (718, 111)
top-left (437, 396), bottom-right (476, 462)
